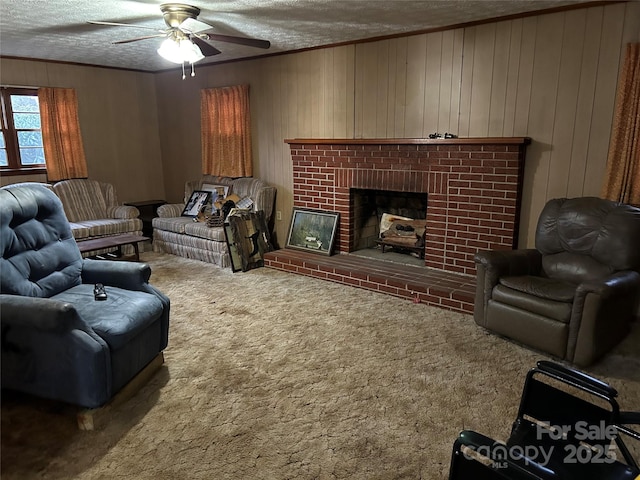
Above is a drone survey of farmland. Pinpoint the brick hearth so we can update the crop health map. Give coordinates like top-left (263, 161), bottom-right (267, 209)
top-left (266, 137), bottom-right (529, 314)
top-left (263, 249), bottom-right (476, 314)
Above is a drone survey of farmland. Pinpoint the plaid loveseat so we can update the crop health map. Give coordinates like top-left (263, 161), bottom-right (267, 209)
top-left (52, 179), bottom-right (143, 255)
top-left (152, 175), bottom-right (276, 267)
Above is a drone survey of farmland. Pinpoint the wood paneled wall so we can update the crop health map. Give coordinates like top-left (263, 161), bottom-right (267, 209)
top-left (2, 2), bottom-right (638, 250)
top-left (156, 1), bottom-right (639, 248)
top-left (0, 61), bottom-right (164, 204)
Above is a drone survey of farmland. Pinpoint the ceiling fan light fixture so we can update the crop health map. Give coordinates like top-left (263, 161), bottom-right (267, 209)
top-left (157, 37), bottom-right (204, 64)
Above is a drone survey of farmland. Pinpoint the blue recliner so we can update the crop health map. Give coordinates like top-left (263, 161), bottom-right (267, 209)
top-left (0, 183), bottom-right (169, 409)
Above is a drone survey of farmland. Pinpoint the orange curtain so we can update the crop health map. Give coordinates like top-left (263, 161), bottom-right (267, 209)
top-left (201, 84), bottom-right (253, 177)
top-left (38, 88), bottom-right (88, 182)
top-left (601, 43), bottom-right (640, 206)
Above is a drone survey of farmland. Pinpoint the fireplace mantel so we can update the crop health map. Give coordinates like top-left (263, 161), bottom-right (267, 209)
top-left (286, 137), bottom-right (530, 276)
top-left (285, 137), bottom-right (531, 146)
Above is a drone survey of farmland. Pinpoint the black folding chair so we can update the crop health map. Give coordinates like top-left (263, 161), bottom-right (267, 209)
top-left (449, 361), bottom-right (640, 480)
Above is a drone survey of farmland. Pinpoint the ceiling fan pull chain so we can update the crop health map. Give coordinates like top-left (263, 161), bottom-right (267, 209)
top-left (181, 62), bottom-right (186, 80)
top-left (191, 63), bottom-right (196, 77)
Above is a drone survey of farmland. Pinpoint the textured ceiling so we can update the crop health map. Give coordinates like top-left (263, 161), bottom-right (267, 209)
top-left (0, 0), bottom-right (591, 72)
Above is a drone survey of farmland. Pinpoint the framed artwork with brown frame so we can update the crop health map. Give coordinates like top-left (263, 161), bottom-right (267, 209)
top-left (285, 208), bottom-right (339, 256)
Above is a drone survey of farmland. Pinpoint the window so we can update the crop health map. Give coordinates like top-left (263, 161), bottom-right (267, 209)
top-left (1, 87), bottom-right (46, 175)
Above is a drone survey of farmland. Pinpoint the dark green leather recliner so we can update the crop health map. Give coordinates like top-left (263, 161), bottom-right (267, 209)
top-left (474, 197), bottom-right (640, 367)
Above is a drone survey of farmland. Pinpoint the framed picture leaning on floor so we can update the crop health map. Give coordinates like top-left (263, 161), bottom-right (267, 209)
top-left (285, 208), bottom-right (339, 256)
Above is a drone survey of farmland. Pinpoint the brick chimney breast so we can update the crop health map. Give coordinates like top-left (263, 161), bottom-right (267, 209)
top-left (287, 137), bottom-right (530, 276)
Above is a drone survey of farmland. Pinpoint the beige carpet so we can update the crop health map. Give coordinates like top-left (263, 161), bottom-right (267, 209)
top-left (2, 252), bottom-right (639, 479)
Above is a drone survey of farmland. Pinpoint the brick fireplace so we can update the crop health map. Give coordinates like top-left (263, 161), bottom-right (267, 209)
top-left (264, 137), bottom-right (530, 314)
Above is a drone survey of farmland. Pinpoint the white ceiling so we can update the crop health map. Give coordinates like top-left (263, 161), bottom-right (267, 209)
top-left (0, 0), bottom-right (592, 72)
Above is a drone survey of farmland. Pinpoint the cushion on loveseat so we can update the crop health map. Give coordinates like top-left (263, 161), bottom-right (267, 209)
top-left (183, 222), bottom-right (227, 241)
top-left (152, 216), bottom-right (192, 234)
top-left (152, 217), bottom-right (227, 241)
top-left (69, 219), bottom-right (144, 240)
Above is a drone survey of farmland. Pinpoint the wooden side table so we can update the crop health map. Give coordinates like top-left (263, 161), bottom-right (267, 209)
top-left (125, 200), bottom-right (166, 239)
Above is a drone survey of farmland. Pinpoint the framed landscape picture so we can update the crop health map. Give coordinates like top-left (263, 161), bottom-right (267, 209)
top-left (286, 208), bottom-right (339, 256)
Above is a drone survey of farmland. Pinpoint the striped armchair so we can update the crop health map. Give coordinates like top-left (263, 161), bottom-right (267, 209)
top-left (52, 179), bottom-right (143, 254)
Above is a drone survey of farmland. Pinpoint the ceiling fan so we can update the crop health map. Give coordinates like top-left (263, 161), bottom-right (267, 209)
top-left (88, 3), bottom-right (270, 70)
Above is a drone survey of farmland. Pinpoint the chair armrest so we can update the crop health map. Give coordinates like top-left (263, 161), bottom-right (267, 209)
top-left (107, 205), bottom-right (140, 219)
top-left (474, 249), bottom-right (542, 328)
top-left (0, 294), bottom-right (90, 333)
top-left (474, 249), bottom-right (542, 277)
top-left (577, 270), bottom-right (640, 298)
top-left (81, 258), bottom-right (151, 290)
top-left (620, 412), bottom-right (640, 425)
top-left (535, 360), bottom-right (617, 398)
top-left (157, 203), bottom-right (184, 217)
top-left (569, 270), bottom-right (640, 366)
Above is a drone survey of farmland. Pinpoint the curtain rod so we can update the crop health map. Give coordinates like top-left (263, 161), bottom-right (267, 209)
top-left (1, 84), bottom-right (42, 89)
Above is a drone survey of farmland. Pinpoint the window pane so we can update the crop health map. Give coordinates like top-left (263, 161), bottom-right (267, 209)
top-left (18, 131), bottom-right (43, 147)
top-left (0, 133), bottom-right (6, 166)
top-left (11, 95), bottom-right (40, 113)
top-left (14, 113), bottom-right (41, 129)
top-left (19, 147), bottom-right (46, 165)
top-left (1, 91), bottom-right (46, 170)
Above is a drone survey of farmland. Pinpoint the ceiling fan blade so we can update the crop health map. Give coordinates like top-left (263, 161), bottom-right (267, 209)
top-left (191, 37), bottom-right (222, 57)
top-left (203, 33), bottom-right (270, 50)
top-left (180, 17), bottom-right (217, 34)
top-left (87, 20), bottom-right (163, 33)
top-left (112, 34), bottom-right (167, 45)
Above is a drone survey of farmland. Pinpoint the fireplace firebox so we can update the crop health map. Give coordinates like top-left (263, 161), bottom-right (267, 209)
top-left (351, 188), bottom-right (427, 254)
